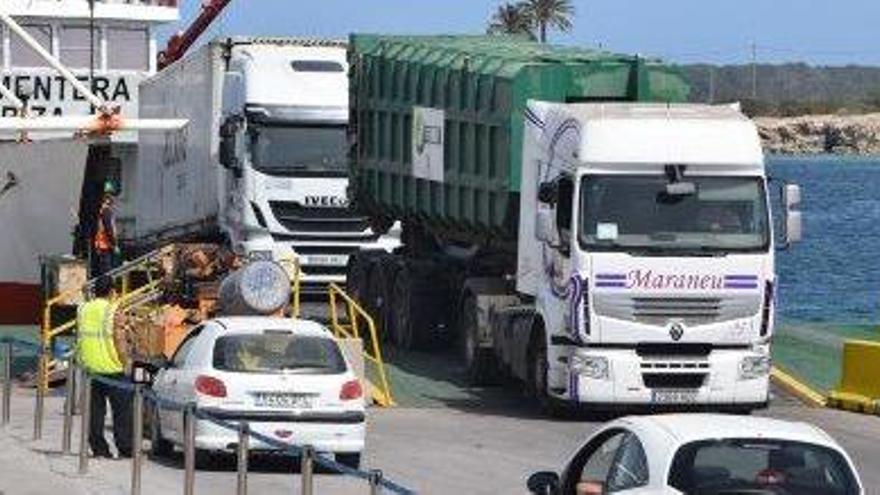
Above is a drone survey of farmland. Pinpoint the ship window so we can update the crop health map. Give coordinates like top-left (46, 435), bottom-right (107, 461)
top-left (10, 24), bottom-right (52, 67)
top-left (107, 28), bottom-right (148, 71)
top-left (61, 26), bottom-right (101, 69)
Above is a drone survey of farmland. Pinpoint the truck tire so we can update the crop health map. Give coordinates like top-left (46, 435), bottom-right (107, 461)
top-left (391, 266), bottom-right (415, 349)
top-left (460, 295), bottom-right (496, 385)
top-left (345, 253), bottom-right (371, 305)
top-left (528, 329), bottom-right (568, 417)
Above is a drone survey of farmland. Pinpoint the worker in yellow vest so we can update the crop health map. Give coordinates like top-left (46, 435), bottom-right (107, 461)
top-left (77, 276), bottom-right (132, 459)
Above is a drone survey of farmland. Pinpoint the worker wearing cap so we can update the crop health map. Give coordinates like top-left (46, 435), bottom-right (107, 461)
top-left (94, 181), bottom-right (120, 278)
top-left (76, 275), bottom-right (132, 458)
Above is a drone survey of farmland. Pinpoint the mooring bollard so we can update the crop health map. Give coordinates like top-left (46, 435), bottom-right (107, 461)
top-left (236, 422), bottom-right (249, 495)
top-left (183, 403), bottom-right (196, 495)
top-left (78, 374), bottom-right (92, 474)
top-left (62, 359), bottom-right (75, 453)
top-left (300, 445), bottom-right (315, 495)
top-left (2, 341), bottom-right (11, 426)
top-left (33, 352), bottom-right (46, 441)
top-left (131, 384), bottom-right (144, 495)
top-left (369, 470), bottom-right (384, 495)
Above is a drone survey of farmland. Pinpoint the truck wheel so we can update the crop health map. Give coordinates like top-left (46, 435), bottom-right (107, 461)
top-left (391, 267), bottom-right (414, 349)
top-left (461, 295), bottom-right (495, 384)
top-left (529, 335), bottom-right (568, 417)
top-left (345, 253), bottom-right (370, 304)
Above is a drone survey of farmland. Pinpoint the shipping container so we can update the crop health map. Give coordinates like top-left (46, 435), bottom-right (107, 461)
top-left (348, 35), bottom-right (690, 242)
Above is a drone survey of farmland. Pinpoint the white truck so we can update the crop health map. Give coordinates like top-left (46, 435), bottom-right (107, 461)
top-left (127, 37), bottom-right (397, 285)
top-left (510, 102), bottom-right (801, 411)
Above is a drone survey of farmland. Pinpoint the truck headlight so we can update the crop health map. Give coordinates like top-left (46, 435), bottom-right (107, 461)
top-left (739, 355), bottom-right (772, 380)
top-left (571, 354), bottom-right (609, 380)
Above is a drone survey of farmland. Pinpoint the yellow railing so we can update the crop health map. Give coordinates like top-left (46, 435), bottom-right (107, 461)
top-left (39, 250), bottom-right (165, 391)
top-left (327, 283), bottom-right (394, 407)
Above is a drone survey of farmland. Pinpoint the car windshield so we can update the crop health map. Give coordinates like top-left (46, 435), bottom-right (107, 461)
top-left (213, 332), bottom-right (347, 375)
top-left (579, 175), bottom-right (770, 253)
top-left (668, 439), bottom-right (860, 495)
top-left (250, 124), bottom-right (347, 177)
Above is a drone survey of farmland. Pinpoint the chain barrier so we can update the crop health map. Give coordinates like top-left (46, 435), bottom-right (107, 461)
top-left (0, 335), bottom-right (416, 494)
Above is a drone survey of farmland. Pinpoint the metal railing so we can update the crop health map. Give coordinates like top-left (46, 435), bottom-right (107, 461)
top-left (0, 336), bottom-right (414, 495)
top-left (327, 283), bottom-right (395, 407)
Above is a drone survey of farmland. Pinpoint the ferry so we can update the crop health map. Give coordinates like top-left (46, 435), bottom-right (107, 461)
top-left (0, 0), bottom-right (179, 324)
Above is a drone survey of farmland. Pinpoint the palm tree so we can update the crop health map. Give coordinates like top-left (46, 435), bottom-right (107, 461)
top-left (487, 2), bottom-right (535, 40)
top-left (521, 0), bottom-right (574, 43)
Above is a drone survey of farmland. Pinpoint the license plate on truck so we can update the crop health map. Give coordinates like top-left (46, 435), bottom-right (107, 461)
top-left (651, 390), bottom-right (698, 404)
top-left (301, 254), bottom-right (349, 267)
top-left (253, 393), bottom-right (315, 409)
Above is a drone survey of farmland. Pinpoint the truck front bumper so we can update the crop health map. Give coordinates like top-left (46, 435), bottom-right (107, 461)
top-left (556, 347), bottom-right (770, 407)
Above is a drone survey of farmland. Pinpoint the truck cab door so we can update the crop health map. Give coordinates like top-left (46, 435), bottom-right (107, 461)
top-left (537, 175), bottom-right (576, 340)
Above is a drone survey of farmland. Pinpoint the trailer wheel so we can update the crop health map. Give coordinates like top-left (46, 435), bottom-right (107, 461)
top-left (461, 295), bottom-right (496, 385)
top-left (391, 267), bottom-right (414, 349)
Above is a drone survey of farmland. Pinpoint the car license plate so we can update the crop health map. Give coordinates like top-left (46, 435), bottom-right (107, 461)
top-left (301, 254), bottom-right (349, 267)
top-left (253, 393), bottom-right (315, 409)
top-left (651, 389), bottom-right (698, 404)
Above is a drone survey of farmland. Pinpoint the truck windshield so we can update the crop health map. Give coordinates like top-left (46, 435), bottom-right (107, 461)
top-left (250, 124), bottom-right (347, 177)
top-left (579, 175), bottom-right (770, 253)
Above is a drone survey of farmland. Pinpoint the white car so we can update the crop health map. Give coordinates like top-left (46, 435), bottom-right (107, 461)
top-left (528, 414), bottom-right (863, 495)
top-left (149, 316), bottom-right (366, 468)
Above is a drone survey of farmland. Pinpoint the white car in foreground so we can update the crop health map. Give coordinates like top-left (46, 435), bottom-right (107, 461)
top-left (149, 317), bottom-right (365, 468)
top-left (528, 414), bottom-right (862, 495)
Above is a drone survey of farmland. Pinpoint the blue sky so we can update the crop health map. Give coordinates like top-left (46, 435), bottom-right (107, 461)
top-left (160, 1), bottom-right (880, 66)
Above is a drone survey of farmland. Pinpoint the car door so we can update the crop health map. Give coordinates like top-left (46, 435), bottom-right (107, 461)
top-left (562, 428), bottom-right (652, 494)
top-left (157, 327), bottom-right (203, 441)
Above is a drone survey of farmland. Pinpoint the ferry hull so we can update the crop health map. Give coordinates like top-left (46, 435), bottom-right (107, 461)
top-left (0, 139), bottom-right (88, 324)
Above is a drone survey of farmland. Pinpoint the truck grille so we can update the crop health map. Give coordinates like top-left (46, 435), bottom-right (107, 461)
top-left (593, 293), bottom-right (760, 326)
top-left (642, 373), bottom-right (706, 389)
top-left (268, 201), bottom-right (372, 234)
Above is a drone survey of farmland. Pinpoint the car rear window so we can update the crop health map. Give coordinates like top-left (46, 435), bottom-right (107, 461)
top-left (668, 438), bottom-right (860, 495)
top-left (213, 332), bottom-right (347, 375)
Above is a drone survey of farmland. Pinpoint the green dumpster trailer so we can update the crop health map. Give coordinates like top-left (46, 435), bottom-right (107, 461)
top-left (345, 34), bottom-right (690, 354)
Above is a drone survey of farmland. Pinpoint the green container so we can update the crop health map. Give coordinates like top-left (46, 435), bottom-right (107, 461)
top-left (349, 34), bottom-right (690, 241)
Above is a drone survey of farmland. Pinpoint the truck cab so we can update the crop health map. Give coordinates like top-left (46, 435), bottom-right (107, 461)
top-left (518, 103), bottom-right (802, 409)
top-left (216, 39), bottom-right (398, 285)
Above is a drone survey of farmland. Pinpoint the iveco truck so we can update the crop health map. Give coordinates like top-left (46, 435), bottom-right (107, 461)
top-left (127, 37), bottom-right (397, 285)
top-left (345, 35), bottom-right (801, 413)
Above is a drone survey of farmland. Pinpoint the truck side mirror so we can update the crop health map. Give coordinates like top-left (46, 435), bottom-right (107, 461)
top-left (536, 208), bottom-right (558, 245)
top-left (219, 117), bottom-right (240, 175)
top-left (783, 184), bottom-right (802, 246)
top-left (538, 181), bottom-right (557, 204)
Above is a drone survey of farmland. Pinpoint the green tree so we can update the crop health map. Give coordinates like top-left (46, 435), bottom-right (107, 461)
top-left (521, 0), bottom-right (574, 43)
top-left (487, 2), bottom-right (535, 39)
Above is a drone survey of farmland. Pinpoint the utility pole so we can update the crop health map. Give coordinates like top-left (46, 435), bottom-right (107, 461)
top-left (750, 41), bottom-right (757, 99)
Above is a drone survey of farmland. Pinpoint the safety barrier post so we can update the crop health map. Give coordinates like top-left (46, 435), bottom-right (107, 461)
top-left (183, 403), bottom-right (196, 495)
top-left (236, 421), bottom-right (249, 495)
top-left (2, 341), bottom-right (11, 426)
top-left (131, 384), bottom-right (144, 495)
top-left (33, 350), bottom-right (45, 440)
top-left (300, 445), bottom-right (315, 495)
top-left (78, 374), bottom-right (92, 474)
top-left (369, 470), bottom-right (384, 495)
top-left (62, 359), bottom-right (75, 453)
top-left (75, 367), bottom-right (85, 414)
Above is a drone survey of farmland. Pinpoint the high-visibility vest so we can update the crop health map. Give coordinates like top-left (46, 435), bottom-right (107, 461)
top-left (94, 201), bottom-right (114, 252)
top-left (77, 298), bottom-right (123, 375)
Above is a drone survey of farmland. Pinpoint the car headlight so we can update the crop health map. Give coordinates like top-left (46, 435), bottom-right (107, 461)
top-left (571, 354), bottom-right (609, 380)
top-left (739, 355), bottom-right (772, 380)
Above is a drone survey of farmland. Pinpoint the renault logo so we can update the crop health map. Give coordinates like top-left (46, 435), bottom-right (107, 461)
top-left (669, 322), bottom-right (685, 342)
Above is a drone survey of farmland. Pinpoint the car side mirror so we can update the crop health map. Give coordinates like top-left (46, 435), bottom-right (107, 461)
top-left (527, 471), bottom-right (560, 495)
top-left (783, 184), bottom-right (802, 247)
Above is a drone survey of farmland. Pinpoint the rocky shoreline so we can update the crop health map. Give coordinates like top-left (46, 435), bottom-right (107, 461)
top-left (756, 113), bottom-right (880, 154)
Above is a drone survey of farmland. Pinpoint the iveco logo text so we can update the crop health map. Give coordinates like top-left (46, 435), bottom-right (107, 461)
top-left (669, 322), bottom-right (685, 342)
top-left (303, 196), bottom-right (348, 208)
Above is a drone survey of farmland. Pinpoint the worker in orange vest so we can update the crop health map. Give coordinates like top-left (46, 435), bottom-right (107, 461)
top-left (94, 181), bottom-right (120, 278)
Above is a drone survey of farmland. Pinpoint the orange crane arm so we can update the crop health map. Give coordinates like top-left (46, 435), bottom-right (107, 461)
top-left (158, 0), bottom-right (233, 70)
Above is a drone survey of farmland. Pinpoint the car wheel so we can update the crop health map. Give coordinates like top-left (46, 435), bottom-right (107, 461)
top-left (336, 452), bottom-right (362, 470)
top-left (149, 405), bottom-right (174, 459)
